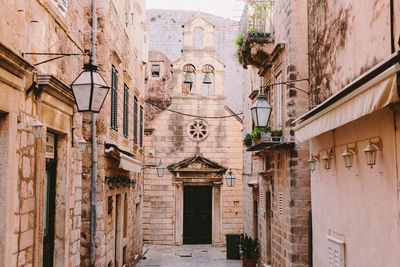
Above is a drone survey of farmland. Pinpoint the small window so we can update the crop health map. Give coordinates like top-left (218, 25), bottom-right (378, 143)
top-left (278, 192), bottom-right (283, 218)
top-left (151, 64), bottom-right (160, 78)
top-left (52, 0), bottom-right (67, 17)
top-left (327, 236), bottom-right (345, 267)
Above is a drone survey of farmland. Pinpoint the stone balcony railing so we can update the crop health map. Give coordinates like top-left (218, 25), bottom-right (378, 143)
top-left (238, 32), bottom-right (275, 69)
top-left (246, 133), bottom-right (294, 152)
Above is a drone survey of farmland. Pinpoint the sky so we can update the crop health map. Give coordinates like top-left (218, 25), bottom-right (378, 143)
top-left (146, 0), bottom-right (246, 21)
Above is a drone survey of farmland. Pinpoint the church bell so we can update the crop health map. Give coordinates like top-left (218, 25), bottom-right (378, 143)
top-left (183, 72), bottom-right (193, 84)
top-left (203, 73), bottom-right (212, 84)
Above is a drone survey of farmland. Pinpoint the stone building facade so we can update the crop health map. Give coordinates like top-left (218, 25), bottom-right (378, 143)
top-left (0, 0), bottom-right (147, 266)
top-left (295, 0), bottom-right (400, 266)
top-left (79, 0), bottom-right (147, 266)
top-left (143, 15), bottom-right (243, 246)
top-left (238, 0), bottom-right (310, 266)
top-left (145, 9), bottom-right (244, 114)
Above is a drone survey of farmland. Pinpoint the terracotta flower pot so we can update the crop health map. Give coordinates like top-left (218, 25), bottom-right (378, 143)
top-left (246, 259), bottom-right (257, 267)
top-left (241, 257), bottom-right (247, 266)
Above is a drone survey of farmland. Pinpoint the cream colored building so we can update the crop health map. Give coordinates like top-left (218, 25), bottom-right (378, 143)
top-left (0, 0), bottom-right (147, 266)
top-left (295, 0), bottom-right (400, 266)
top-left (143, 15), bottom-right (243, 245)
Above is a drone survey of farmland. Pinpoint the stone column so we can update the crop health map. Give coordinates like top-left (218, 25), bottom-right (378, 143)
top-left (212, 182), bottom-right (223, 245)
top-left (173, 181), bottom-right (183, 245)
top-left (195, 70), bottom-right (202, 95)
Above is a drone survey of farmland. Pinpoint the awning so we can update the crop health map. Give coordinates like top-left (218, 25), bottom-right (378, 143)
top-left (119, 153), bottom-right (142, 173)
top-left (295, 57), bottom-right (400, 142)
top-left (104, 143), bottom-right (142, 173)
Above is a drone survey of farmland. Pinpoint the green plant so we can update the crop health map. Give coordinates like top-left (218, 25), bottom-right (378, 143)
top-left (270, 129), bottom-right (282, 136)
top-left (239, 234), bottom-right (260, 260)
top-left (235, 33), bottom-right (244, 64)
top-left (243, 133), bottom-right (252, 147)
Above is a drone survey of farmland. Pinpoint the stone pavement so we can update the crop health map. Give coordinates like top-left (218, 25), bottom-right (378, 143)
top-left (136, 244), bottom-right (242, 267)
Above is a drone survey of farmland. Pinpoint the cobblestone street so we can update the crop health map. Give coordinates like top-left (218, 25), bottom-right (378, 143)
top-left (136, 245), bottom-right (242, 267)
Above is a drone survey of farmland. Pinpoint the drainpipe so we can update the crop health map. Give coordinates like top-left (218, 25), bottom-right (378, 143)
top-left (90, 0), bottom-right (97, 265)
top-left (390, 0), bottom-right (395, 53)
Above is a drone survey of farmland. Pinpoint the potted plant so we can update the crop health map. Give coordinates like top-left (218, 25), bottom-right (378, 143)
top-left (271, 129), bottom-right (282, 142)
top-left (240, 234), bottom-right (260, 267)
top-left (243, 133), bottom-right (253, 147)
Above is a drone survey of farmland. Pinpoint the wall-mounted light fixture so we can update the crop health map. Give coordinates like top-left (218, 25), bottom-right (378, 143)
top-left (31, 116), bottom-right (44, 139)
top-left (364, 138), bottom-right (382, 167)
top-left (322, 148), bottom-right (334, 170)
top-left (225, 170), bottom-right (236, 187)
top-left (341, 144), bottom-right (357, 170)
top-left (77, 137), bottom-right (87, 153)
top-left (308, 154), bottom-right (319, 172)
top-left (156, 160), bottom-right (165, 177)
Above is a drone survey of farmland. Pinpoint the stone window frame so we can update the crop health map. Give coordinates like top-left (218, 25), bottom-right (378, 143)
top-left (186, 119), bottom-right (209, 142)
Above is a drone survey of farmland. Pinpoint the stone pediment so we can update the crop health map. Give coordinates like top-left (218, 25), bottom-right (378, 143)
top-left (168, 154), bottom-right (227, 175)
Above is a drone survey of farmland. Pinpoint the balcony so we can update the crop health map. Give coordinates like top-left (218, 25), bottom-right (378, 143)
top-left (245, 132), bottom-right (294, 152)
top-left (237, 1), bottom-right (275, 69)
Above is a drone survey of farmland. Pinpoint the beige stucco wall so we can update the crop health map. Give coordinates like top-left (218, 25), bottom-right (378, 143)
top-left (310, 107), bottom-right (400, 266)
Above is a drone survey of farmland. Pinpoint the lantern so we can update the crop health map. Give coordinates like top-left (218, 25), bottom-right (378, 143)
top-left (251, 93), bottom-right (272, 128)
top-left (225, 170), bottom-right (236, 187)
top-left (70, 63), bottom-right (110, 113)
top-left (308, 154), bottom-right (319, 172)
top-left (31, 116), bottom-right (44, 139)
top-left (156, 160), bottom-right (165, 177)
top-left (78, 137), bottom-right (87, 153)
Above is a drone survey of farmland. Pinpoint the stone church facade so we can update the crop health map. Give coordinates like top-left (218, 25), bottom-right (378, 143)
top-left (143, 15), bottom-right (243, 245)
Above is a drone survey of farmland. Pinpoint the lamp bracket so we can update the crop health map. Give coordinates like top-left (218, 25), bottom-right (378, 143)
top-left (22, 52), bottom-right (90, 66)
top-left (369, 137), bottom-right (383, 151)
top-left (311, 153), bottom-right (320, 160)
top-left (346, 144), bottom-right (358, 155)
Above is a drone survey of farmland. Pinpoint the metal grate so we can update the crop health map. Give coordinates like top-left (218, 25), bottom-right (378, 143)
top-left (278, 192), bottom-right (283, 218)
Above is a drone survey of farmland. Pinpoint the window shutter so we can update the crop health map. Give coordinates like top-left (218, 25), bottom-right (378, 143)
top-left (123, 84), bottom-right (129, 138)
top-left (111, 66), bottom-right (118, 130)
top-left (133, 97), bottom-right (138, 144)
top-left (327, 236), bottom-right (345, 267)
top-left (140, 106), bottom-right (143, 147)
top-left (278, 192), bottom-right (283, 218)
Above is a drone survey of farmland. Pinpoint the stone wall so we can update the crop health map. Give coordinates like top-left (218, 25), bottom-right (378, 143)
top-left (240, 0), bottom-right (310, 266)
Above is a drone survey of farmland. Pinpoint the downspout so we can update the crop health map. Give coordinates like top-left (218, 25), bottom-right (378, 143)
top-left (90, 0), bottom-right (97, 265)
top-left (390, 0), bottom-right (395, 53)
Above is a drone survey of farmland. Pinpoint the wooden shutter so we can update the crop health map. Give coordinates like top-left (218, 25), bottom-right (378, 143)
top-left (123, 84), bottom-right (129, 138)
top-left (133, 97), bottom-right (138, 144)
top-left (111, 66), bottom-right (118, 130)
top-left (140, 106), bottom-right (143, 147)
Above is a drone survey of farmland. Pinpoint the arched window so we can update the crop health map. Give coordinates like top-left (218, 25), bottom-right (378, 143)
top-left (193, 27), bottom-right (204, 49)
top-left (201, 65), bottom-right (214, 96)
top-left (182, 64), bottom-right (196, 94)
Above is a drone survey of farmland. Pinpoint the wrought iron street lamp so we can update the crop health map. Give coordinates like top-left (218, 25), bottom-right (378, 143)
top-left (70, 63), bottom-right (110, 113)
top-left (341, 145), bottom-right (357, 170)
top-left (251, 93), bottom-right (272, 128)
top-left (156, 160), bottom-right (165, 177)
top-left (225, 170), bottom-right (236, 187)
top-left (363, 139), bottom-right (382, 167)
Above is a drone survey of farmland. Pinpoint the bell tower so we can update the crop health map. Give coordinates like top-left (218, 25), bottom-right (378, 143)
top-left (172, 14), bottom-right (225, 96)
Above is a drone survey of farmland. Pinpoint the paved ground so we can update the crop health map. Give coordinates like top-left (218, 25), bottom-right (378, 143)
top-left (136, 244), bottom-right (242, 267)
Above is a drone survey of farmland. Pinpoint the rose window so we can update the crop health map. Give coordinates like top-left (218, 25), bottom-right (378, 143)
top-left (187, 119), bottom-right (209, 141)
